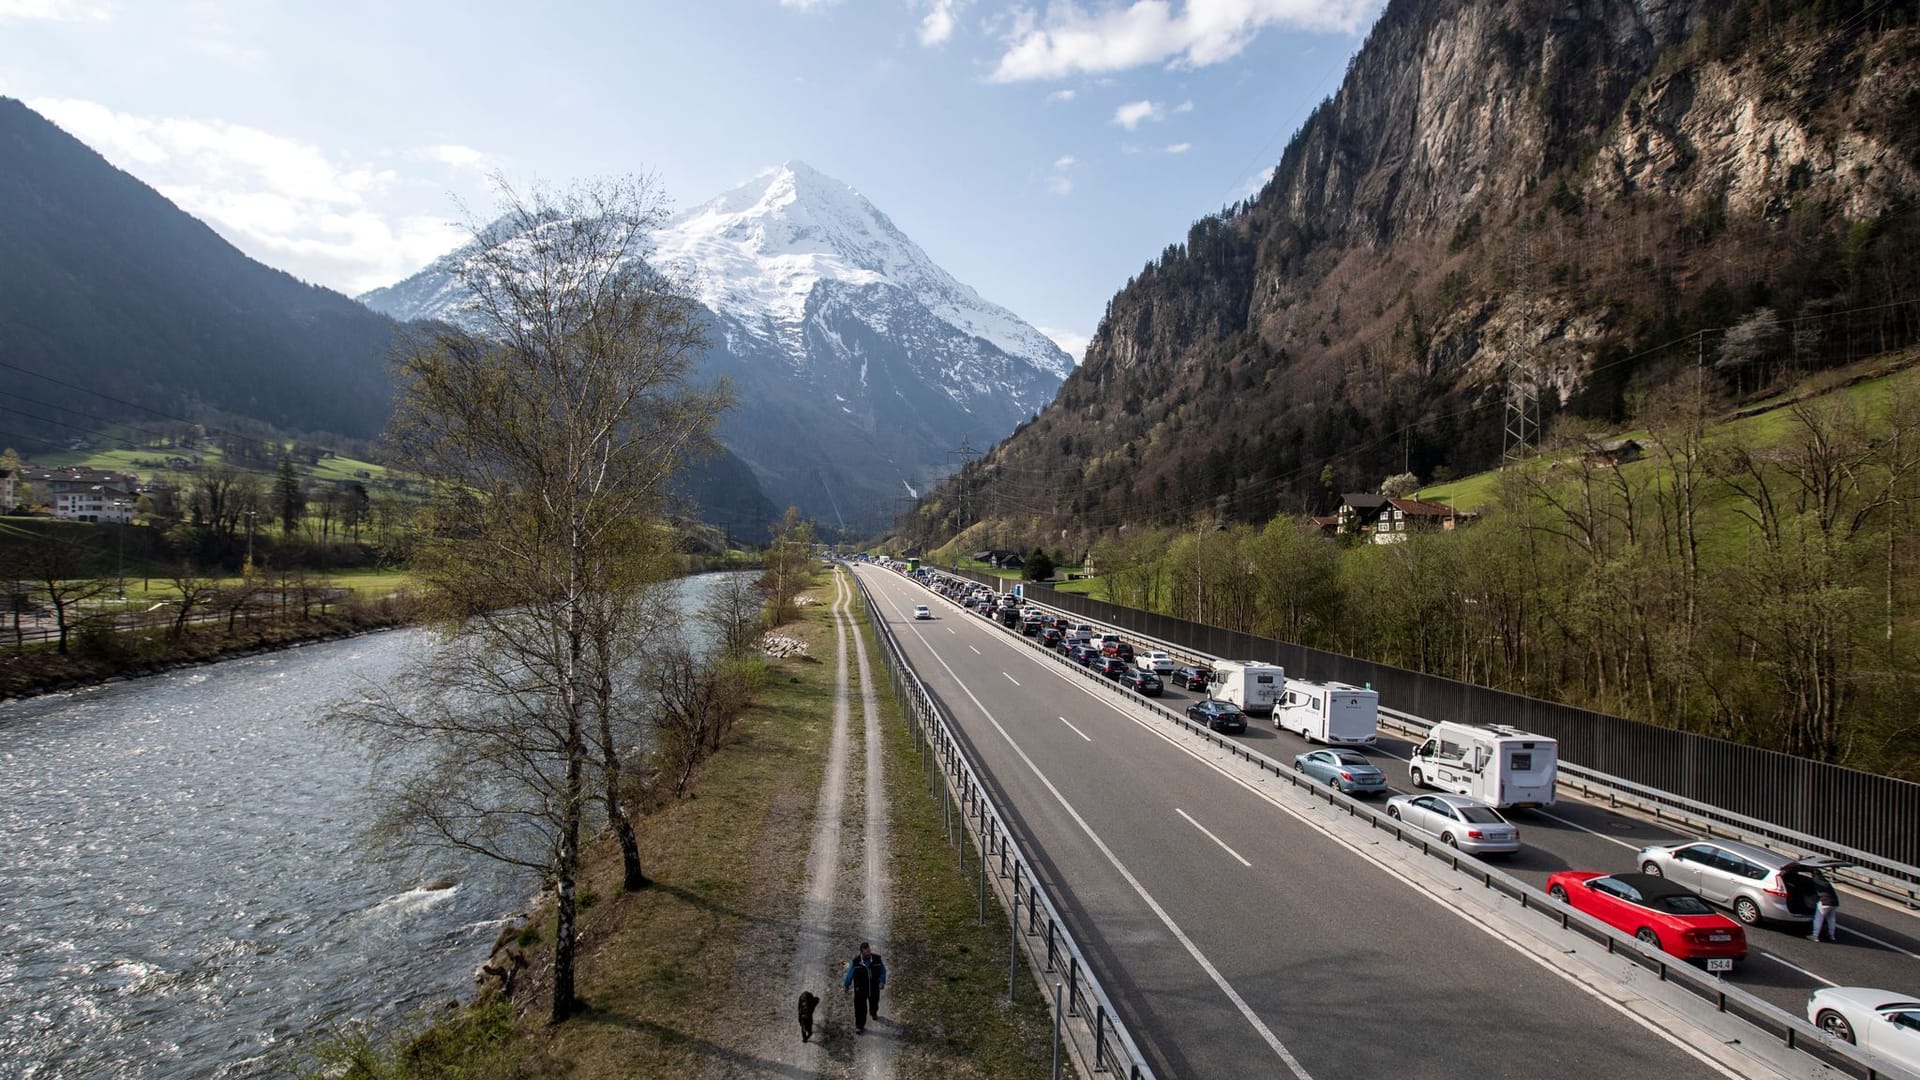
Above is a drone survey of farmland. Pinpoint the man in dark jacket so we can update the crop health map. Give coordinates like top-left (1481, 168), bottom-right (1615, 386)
top-left (1809, 872), bottom-right (1840, 942)
top-left (841, 941), bottom-right (887, 1031)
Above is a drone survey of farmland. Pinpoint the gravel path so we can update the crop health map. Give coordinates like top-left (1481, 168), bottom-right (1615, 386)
top-left (738, 567), bottom-right (896, 1078)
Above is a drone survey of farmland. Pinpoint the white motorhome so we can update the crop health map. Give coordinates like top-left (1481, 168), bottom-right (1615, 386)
top-left (1409, 722), bottom-right (1558, 809)
top-left (1205, 662), bottom-right (1285, 716)
top-left (1276, 681), bottom-right (1378, 745)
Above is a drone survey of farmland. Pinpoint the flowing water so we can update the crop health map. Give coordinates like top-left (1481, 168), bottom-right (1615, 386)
top-left (0, 571), bottom-right (749, 1079)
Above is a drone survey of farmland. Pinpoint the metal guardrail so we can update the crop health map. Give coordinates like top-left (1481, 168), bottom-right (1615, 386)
top-left (901, 567), bottom-right (1915, 1080)
top-left (851, 568), bottom-right (1158, 1080)
top-left (946, 568), bottom-right (1920, 901)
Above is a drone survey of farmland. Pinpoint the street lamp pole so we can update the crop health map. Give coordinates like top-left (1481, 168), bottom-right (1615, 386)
top-left (244, 509), bottom-right (257, 578)
top-left (112, 500), bottom-right (126, 602)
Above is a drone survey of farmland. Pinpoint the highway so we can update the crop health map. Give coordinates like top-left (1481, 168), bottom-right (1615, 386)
top-left (959, 575), bottom-right (1920, 1018)
top-left (856, 564), bottom-right (1754, 1079)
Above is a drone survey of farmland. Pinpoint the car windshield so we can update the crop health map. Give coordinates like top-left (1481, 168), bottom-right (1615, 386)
top-left (1649, 894), bottom-right (1716, 915)
top-left (1457, 807), bottom-right (1507, 824)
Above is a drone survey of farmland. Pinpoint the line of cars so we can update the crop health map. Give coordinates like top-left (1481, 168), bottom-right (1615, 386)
top-left (889, 567), bottom-right (1919, 1024)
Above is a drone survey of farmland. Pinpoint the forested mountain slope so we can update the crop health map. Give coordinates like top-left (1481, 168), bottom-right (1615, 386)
top-left (913, 0), bottom-right (1920, 547)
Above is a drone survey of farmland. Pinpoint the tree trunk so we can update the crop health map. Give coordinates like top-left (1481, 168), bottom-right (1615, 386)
top-left (597, 663), bottom-right (647, 891)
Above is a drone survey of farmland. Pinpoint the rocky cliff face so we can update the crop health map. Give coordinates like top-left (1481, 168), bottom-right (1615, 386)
top-left (941, 0), bottom-right (1920, 542)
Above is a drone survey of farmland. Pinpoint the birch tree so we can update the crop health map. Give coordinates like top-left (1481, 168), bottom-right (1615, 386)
top-left (333, 176), bottom-right (726, 1023)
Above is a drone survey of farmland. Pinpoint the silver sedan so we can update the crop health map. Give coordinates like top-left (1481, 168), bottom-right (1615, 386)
top-left (1385, 793), bottom-right (1520, 855)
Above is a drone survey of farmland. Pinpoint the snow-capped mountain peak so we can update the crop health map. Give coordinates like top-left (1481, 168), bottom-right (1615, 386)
top-left (652, 161), bottom-right (1072, 380)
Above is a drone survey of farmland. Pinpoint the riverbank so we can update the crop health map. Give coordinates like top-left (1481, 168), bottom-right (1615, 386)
top-left (318, 568), bottom-right (1052, 1078)
top-left (0, 596), bottom-right (420, 701)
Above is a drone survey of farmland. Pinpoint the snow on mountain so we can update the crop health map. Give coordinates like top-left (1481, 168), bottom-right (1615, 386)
top-left (653, 161), bottom-right (1073, 381)
top-left (358, 161), bottom-right (1070, 533)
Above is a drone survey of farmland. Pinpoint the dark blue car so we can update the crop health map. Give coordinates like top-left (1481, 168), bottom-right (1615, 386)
top-left (1185, 699), bottom-right (1246, 734)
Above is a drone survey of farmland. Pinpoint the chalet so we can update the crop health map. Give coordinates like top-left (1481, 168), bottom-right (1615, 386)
top-left (1584, 437), bottom-right (1644, 467)
top-left (1309, 515), bottom-right (1340, 536)
top-left (1373, 497), bottom-right (1468, 543)
top-left (17, 466), bottom-right (139, 498)
top-left (54, 484), bottom-right (135, 524)
top-left (971, 549), bottom-right (1025, 569)
top-left (1335, 493), bottom-right (1389, 536)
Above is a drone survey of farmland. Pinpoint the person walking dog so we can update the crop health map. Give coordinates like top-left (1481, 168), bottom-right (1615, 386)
top-left (842, 942), bottom-right (887, 1032)
top-left (1809, 871), bottom-right (1840, 942)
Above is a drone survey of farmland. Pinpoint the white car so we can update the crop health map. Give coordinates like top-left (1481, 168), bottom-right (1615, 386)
top-left (1136, 651), bottom-right (1175, 674)
top-left (913, 605), bottom-right (931, 620)
top-left (1807, 987), bottom-right (1920, 1071)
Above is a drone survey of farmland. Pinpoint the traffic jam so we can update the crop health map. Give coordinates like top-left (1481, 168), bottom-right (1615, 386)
top-left (864, 558), bottom-right (1920, 1068)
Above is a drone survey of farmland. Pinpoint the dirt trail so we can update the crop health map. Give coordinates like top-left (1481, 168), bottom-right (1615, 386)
top-left (737, 567), bottom-right (895, 1079)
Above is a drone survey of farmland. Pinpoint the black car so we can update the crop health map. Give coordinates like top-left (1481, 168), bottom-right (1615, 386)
top-left (1186, 699), bottom-right (1246, 734)
top-left (1021, 617), bottom-right (1045, 636)
top-left (1118, 669), bottom-right (1163, 696)
top-left (1171, 665), bottom-right (1213, 691)
top-left (1040, 627), bottom-right (1064, 648)
top-left (1095, 656), bottom-right (1130, 678)
top-left (1068, 643), bottom-right (1099, 665)
top-left (998, 607), bottom-right (1020, 628)
top-left (1051, 616), bottom-right (1072, 631)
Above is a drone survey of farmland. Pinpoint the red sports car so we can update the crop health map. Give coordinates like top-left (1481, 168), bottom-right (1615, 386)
top-left (1546, 871), bottom-right (1747, 969)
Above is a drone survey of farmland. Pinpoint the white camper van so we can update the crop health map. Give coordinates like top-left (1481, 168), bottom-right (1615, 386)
top-left (1409, 722), bottom-right (1558, 809)
top-left (1205, 662), bottom-right (1285, 716)
top-left (1276, 682), bottom-right (1378, 745)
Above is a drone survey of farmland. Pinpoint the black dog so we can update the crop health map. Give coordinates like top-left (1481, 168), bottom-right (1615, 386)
top-left (797, 991), bottom-right (820, 1042)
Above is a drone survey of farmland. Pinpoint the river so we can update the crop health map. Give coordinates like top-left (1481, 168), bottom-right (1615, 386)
top-left (0, 571), bottom-right (748, 1079)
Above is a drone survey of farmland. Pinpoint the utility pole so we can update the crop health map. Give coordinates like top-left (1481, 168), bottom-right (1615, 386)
top-left (112, 500), bottom-right (126, 602)
top-left (1503, 220), bottom-right (1542, 463)
top-left (949, 438), bottom-right (979, 527)
top-left (244, 509), bottom-right (257, 578)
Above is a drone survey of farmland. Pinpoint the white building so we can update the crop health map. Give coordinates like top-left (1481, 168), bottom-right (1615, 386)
top-left (53, 485), bottom-right (135, 524)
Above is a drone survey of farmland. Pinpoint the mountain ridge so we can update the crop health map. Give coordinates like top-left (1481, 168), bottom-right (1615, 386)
top-left (915, 0), bottom-right (1920, 546)
top-left (362, 162), bottom-right (1071, 533)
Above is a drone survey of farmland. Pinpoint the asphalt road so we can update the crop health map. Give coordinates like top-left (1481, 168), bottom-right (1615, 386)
top-left (954, 576), bottom-right (1920, 1017)
top-left (967, 576), bottom-right (1920, 1014)
top-left (858, 564), bottom-right (1738, 1080)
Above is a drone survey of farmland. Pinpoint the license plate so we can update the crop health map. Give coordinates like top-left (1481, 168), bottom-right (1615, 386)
top-left (1705, 958), bottom-right (1733, 972)
top-left (1708, 933), bottom-right (1731, 942)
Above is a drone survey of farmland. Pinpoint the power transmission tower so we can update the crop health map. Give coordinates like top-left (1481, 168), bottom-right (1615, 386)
top-left (1502, 220), bottom-right (1543, 463)
top-left (949, 438), bottom-right (979, 525)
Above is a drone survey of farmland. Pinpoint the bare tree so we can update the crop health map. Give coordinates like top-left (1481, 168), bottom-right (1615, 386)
top-left (334, 176), bottom-right (726, 1023)
top-left (167, 563), bottom-right (220, 643)
top-left (698, 571), bottom-right (768, 660)
top-left (20, 532), bottom-right (115, 653)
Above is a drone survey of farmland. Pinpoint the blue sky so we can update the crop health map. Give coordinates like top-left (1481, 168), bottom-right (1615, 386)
top-left (0, 0), bottom-right (1381, 360)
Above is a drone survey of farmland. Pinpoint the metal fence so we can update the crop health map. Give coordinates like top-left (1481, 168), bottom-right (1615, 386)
top-left (955, 570), bottom-right (1920, 874)
top-left (854, 569), bottom-right (1158, 1080)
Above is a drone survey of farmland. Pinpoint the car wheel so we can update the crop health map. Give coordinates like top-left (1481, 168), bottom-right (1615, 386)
top-left (1635, 927), bottom-right (1660, 947)
top-left (1733, 897), bottom-right (1762, 925)
top-left (1410, 768), bottom-right (1427, 789)
top-left (1441, 833), bottom-right (1458, 849)
top-left (1639, 861), bottom-right (1663, 877)
top-left (1815, 1010), bottom-right (1855, 1044)
top-left (1327, 776), bottom-right (1341, 790)
top-left (1293, 762), bottom-right (1304, 772)
top-left (1549, 885), bottom-right (1569, 903)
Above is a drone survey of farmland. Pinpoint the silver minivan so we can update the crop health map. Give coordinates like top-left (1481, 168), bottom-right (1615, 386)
top-left (1636, 838), bottom-right (1844, 925)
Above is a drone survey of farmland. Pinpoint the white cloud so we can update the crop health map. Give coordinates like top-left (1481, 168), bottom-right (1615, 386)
top-left (1173, 99), bottom-right (1194, 113)
top-left (416, 143), bottom-right (496, 172)
top-left (1112, 99), bottom-right (1161, 129)
top-left (778, 0), bottom-right (840, 10)
top-left (1238, 164), bottom-right (1276, 198)
top-left (1163, 142), bottom-right (1191, 153)
top-left (990, 0), bottom-right (1379, 82)
top-left (1039, 326), bottom-right (1091, 362)
top-left (0, 0), bottom-right (107, 20)
top-left (1045, 88), bottom-right (1077, 103)
top-left (1053, 154), bottom-right (1077, 170)
top-left (1046, 174), bottom-right (1073, 195)
top-left (28, 96), bottom-right (470, 294)
top-left (918, 0), bottom-right (963, 45)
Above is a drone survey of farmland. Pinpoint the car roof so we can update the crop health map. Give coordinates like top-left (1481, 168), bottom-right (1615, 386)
top-left (1603, 873), bottom-right (1702, 902)
top-left (1667, 838), bottom-right (1825, 870)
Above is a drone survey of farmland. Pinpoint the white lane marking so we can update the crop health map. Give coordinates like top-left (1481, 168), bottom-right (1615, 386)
top-left (1022, 651), bottom-right (1746, 1080)
top-left (1003, 672), bottom-right (1021, 687)
top-left (1175, 808), bottom-right (1251, 868)
top-left (969, 644), bottom-right (981, 655)
top-left (1532, 809), bottom-right (1640, 851)
top-left (947, 626), bottom-right (956, 635)
top-left (1839, 924), bottom-right (1920, 959)
top-left (1058, 716), bottom-right (1092, 742)
top-left (1756, 949), bottom-right (1838, 987)
top-left (898, 614), bottom-right (1314, 1080)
